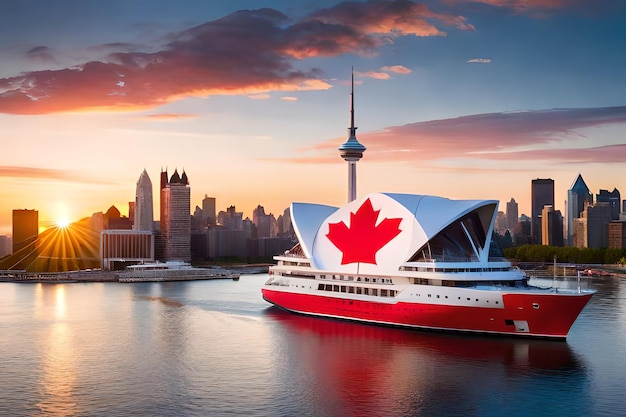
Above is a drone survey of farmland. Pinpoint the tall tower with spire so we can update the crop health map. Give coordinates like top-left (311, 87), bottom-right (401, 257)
top-left (338, 70), bottom-right (366, 202)
top-left (134, 169), bottom-right (154, 231)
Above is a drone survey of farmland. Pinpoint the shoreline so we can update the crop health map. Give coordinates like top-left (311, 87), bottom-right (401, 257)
top-left (0, 264), bottom-right (270, 283)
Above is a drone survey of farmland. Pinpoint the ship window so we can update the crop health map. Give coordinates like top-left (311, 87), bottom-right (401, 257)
top-left (372, 289), bottom-right (378, 296)
top-left (505, 319), bottom-right (514, 326)
top-left (341, 286), bottom-right (347, 293)
top-left (356, 287), bottom-right (362, 295)
top-left (348, 287), bottom-right (355, 294)
top-left (317, 284), bottom-right (324, 290)
top-left (333, 285), bottom-right (339, 292)
top-left (381, 289), bottom-right (388, 297)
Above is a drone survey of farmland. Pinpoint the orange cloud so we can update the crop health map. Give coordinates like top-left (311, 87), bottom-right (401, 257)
top-left (0, 2), bottom-right (473, 115)
top-left (0, 166), bottom-right (75, 180)
top-left (380, 65), bottom-right (412, 74)
top-left (281, 107), bottom-right (626, 165)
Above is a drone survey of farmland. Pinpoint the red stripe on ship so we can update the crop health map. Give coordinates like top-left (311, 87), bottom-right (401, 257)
top-left (261, 288), bottom-right (592, 338)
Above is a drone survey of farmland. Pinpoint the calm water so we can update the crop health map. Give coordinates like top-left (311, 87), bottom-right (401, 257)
top-left (0, 274), bottom-right (624, 417)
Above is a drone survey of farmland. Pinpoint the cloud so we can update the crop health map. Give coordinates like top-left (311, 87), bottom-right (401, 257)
top-left (281, 106), bottom-right (626, 166)
top-left (25, 46), bottom-right (56, 63)
top-left (380, 65), bottom-right (412, 74)
top-left (0, 1), bottom-right (473, 115)
top-left (141, 113), bottom-right (198, 120)
top-left (467, 58), bottom-right (491, 63)
top-left (248, 93), bottom-right (272, 100)
top-left (359, 71), bottom-right (391, 80)
top-left (281, 96), bottom-right (298, 101)
top-left (0, 166), bottom-right (75, 181)
top-left (449, 0), bottom-right (616, 14)
top-left (358, 64), bottom-right (413, 80)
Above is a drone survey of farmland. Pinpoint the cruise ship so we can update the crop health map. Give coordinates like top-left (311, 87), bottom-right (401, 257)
top-left (261, 193), bottom-right (594, 339)
top-left (262, 73), bottom-right (593, 339)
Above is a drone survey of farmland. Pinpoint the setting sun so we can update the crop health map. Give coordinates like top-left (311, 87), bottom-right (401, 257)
top-left (57, 218), bottom-right (71, 228)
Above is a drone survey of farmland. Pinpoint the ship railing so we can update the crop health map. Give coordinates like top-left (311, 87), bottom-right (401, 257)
top-left (410, 254), bottom-right (479, 263)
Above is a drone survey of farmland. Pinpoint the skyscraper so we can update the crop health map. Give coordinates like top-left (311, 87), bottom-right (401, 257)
top-left (541, 205), bottom-right (564, 246)
top-left (573, 202), bottom-right (611, 249)
top-left (338, 70), bottom-right (365, 202)
top-left (160, 168), bottom-right (191, 261)
top-left (12, 209), bottom-right (38, 253)
top-left (567, 174), bottom-right (592, 245)
top-left (134, 169), bottom-right (154, 231)
top-left (596, 188), bottom-right (620, 221)
top-left (531, 178), bottom-right (554, 244)
top-left (202, 195), bottom-right (216, 227)
top-left (506, 198), bottom-right (518, 232)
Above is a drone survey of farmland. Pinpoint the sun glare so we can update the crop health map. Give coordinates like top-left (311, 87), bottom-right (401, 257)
top-left (57, 218), bottom-right (71, 228)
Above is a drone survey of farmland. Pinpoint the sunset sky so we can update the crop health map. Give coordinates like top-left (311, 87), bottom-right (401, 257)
top-left (1, 0), bottom-right (625, 235)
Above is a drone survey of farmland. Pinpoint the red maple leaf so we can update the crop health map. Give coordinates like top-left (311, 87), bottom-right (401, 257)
top-left (326, 198), bottom-right (402, 265)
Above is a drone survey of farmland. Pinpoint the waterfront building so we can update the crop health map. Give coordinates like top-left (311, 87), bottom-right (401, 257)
top-left (541, 205), bottom-right (564, 246)
top-left (567, 174), bottom-right (592, 245)
top-left (531, 178), bottom-right (554, 244)
top-left (596, 188), bottom-right (621, 221)
top-left (134, 169), bottom-right (154, 231)
top-left (160, 168), bottom-right (191, 262)
top-left (100, 230), bottom-right (155, 270)
top-left (12, 209), bottom-right (38, 253)
top-left (506, 198), bottom-right (518, 232)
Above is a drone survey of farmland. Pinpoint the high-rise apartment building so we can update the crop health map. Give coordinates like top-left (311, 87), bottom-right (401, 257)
top-left (531, 178), bottom-right (554, 244)
top-left (567, 174), bottom-right (592, 245)
top-left (12, 209), bottom-right (38, 253)
top-left (134, 169), bottom-right (154, 231)
top-left (160, 168), bottom-right (191, 262)
top-left (506, 198), bottom-right (518, 232)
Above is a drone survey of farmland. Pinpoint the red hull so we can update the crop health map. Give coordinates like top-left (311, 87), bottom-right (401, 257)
top-left (262, 288), bottom-right (593, 338)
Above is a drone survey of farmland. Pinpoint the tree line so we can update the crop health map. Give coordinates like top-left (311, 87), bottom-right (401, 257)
top-left (503, 244), bottom-right (626, 265)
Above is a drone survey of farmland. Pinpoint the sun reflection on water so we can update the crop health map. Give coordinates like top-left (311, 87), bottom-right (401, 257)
top-left (32, 284), bottom-right (77, 415)
top-left (36, 322), bottom-right (78, 416)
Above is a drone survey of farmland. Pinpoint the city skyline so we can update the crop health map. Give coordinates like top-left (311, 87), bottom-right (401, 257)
top-left (1, 0), bottom-right (625, 235)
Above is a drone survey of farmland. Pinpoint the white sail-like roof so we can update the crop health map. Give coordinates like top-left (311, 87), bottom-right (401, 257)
top-left (290, 192), bottom-right (498, 275)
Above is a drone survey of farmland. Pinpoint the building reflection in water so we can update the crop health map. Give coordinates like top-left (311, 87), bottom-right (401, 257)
top-left (264, 308), bottom-right (589, 417)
